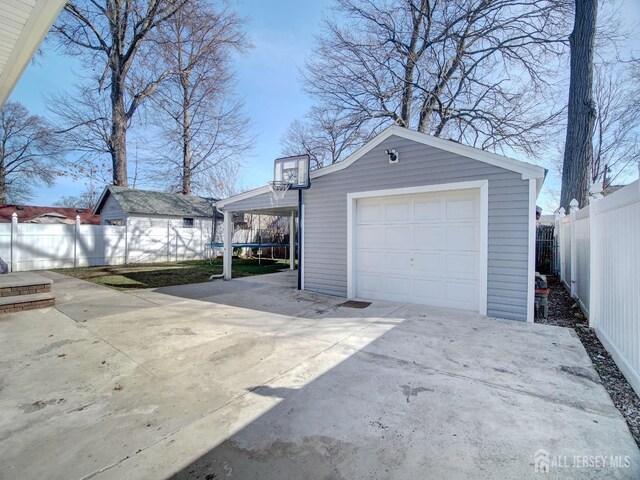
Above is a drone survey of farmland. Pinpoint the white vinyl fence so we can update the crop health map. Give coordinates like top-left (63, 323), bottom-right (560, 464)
top-left (556, 176), bottom-right (640, 395)
top-left (0, 215), bottom-right (213, 271)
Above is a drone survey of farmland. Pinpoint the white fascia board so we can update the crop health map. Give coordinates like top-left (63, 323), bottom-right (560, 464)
top-left (0, 0), bottom-right (67, 106)
top-left (92, 185), bottom-right (112, 215)
top-left (216, 185), bottom-right (271, 209)
top-left (313, 125), bottom-right (546, 182)
top-left (218, 125), bottom-right (546, 208)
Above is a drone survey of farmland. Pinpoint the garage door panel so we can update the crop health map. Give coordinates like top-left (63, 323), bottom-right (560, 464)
top-left (445, 280), bottom-right (478, 309)
top-left (355, 188), bottom-right (482, 313)
top-left (385, 226), bottom-right (412, 249)
top-left (357, 226), bottom-right (383, 248)
top-left (445, 225), bottom-right (477, 250)
top-left (414, 278), bottom-right (445, 301)
top-left (357, 202), bottom-right (382, 224)
top-left (357, 273), bottom-right (383, 295)
top-left (413, 200), bottom-right (441, 221)
top-left (446, 198), bottom-right (477, 220)
top-left (357, 250), bottom-right (380, 271)
top-left (413, 252), bottom-right (444, 275)
top-left (414, 225), bottom-right (443, 249)
top-left (384, 201), bottom-right (411, 222)
top-left (445, 253), bottom-right (478, 276)
top-left (385, 276), bottom-right (413, 296)
top-left (384, 251), bottom-right (412, 271)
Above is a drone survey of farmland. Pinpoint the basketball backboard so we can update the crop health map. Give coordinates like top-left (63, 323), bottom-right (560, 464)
top-left (273, 154), bottom-right (310, 190)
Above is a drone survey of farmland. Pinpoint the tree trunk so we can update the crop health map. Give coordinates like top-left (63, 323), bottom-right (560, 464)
top-left (399, 0), bottom-right (428, 129)
top-left (560, 0), bottom-right (597, 210)
top-left (111, 74), bottom-right (128, 187)
top-left (0, 160), bottom-right (6, 204)
top-left (180, 40), bottom-right (191, 195)
top-left (182, 99), bottom-right (191, 195)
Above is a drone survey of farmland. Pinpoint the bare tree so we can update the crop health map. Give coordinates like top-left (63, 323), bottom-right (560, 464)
top-left (0, 102), bottom-right (62, 203)
top-left (144, 0), bottom-right (250, 195)
top-left (560, 0), bottom-right (598, 210)
top-left (51, 0), bottom-right (188, 187)
top-left (55, 179), bottom-right (102, 209)
top-left (281, 107), bottom-right (376, 169)
top-left (200, 159), bottom-right (243, 199)
top-left (591, 63), bottom-right (640, 190)
top-left (298, 0), bottom-right (569, 161)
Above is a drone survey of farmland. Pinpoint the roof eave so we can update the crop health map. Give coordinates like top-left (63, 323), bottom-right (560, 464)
top-left (0, 0), bottom-right (68, 107)
top-left (218, 125), bottom-right (546, 208)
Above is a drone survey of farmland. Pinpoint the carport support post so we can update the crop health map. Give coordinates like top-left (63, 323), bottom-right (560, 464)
top-left (289, 211), bottom-right (295, 270)
top-left (223, 211), bottom-right (232, 280)
top-left (297, 190), bottom-right (303, 290)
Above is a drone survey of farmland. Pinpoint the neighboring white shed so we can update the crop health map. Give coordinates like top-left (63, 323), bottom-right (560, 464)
top-left (218, 126), bottom-right (547, 323)
top-left (94, 186), bottom-right (220, 238)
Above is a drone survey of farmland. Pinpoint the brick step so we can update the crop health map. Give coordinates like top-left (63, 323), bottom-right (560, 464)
top-left (0, 292), bottom-right (55, 314)
top-left (0, 272), bottom-right (52, 298)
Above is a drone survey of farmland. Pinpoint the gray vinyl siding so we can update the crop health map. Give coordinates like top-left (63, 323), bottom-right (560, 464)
top-left (304, 135), bottom-right (531, 322)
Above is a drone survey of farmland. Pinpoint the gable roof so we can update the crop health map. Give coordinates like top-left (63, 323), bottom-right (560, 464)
top-left (0, 205), bottom-right (100, 224)
top-left (94, 186), bottom-right (217, 218)
top-left (217, 125), bottom-right (547, 208)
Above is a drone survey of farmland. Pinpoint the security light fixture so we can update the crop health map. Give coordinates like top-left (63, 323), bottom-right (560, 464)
top-left (386, 148), bottom-right (399, 164)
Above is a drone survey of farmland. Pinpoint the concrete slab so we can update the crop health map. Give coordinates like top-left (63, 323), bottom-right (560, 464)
top-left (0, 271), bottom-right (52, 288)
top-left (0, 271), bottom-right (638, 479)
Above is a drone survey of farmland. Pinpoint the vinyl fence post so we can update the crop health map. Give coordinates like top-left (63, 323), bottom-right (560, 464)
top-left (74, 215), bottom-right (81, 268)
top-left (124, 218), bottom-right (129, 265)
top-left (167, 221), bottom-right (171, 262)
top-left (588, 190), bottom-right (602, 328)
top-left (10, 213), bottom-right (18, 272)
top-left (569, 199), bottom-right (579, 298)
top-left (556, 208), bottom-right (565, 282)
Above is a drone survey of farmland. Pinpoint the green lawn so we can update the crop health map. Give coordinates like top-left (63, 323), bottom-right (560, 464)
top-left (53, 258), bottom-right (290, 290)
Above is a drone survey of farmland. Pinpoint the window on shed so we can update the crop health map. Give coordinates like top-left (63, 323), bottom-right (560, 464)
top-left (105, 219), bottom-right (124, 226)
top-left (183, 218), bottom-right (194, 228)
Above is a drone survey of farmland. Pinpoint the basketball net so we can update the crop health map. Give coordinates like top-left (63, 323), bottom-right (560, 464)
top-left (268, 180), bottom-right (291, 205)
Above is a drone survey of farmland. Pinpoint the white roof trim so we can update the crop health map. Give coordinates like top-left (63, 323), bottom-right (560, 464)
top-left (0, 0), bottom-right (67, 107)
top-left (311, 126), bottom-right (546, 181)
top-left (218, 125), bottom-right (546, 208)
top-left (216, 184), bottom-right (271, 209)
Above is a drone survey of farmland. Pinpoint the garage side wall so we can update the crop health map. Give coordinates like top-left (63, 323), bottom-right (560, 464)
top-left (304, 135), bottom-right (530, 321)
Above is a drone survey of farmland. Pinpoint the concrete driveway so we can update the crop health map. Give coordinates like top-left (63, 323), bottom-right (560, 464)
top-left (0, 271), bottom-right (638, 479)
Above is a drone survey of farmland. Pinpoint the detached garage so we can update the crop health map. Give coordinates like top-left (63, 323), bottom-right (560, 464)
top-left (217, 125), bottom-right (546, 322)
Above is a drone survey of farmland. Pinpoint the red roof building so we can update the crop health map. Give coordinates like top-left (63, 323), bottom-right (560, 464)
top-left (0, 205), bottom-right (100, 224)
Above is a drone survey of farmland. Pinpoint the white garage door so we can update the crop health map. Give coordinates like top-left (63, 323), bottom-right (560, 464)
top-left (355, 188), bottom-right (481, 311)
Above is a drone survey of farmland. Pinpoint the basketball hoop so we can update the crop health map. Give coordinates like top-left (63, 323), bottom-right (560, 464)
top-left (268, 180), bottom-right (291, 204)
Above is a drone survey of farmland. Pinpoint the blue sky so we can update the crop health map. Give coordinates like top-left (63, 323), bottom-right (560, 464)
top-left (7, 0), bottom-right (640, 213)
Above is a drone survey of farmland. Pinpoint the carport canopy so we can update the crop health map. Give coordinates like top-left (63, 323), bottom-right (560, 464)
top-left (216, 190), bottom-right (300, 280)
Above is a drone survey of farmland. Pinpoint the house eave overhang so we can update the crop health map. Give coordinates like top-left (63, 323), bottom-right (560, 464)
top-left (0, 0), bottom-right (67, 107)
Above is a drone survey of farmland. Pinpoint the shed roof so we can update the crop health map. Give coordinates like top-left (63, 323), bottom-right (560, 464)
top-left (94, 186), bottom-right (216, 218)
top-left (218, 125), bottom-right (547, 209)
